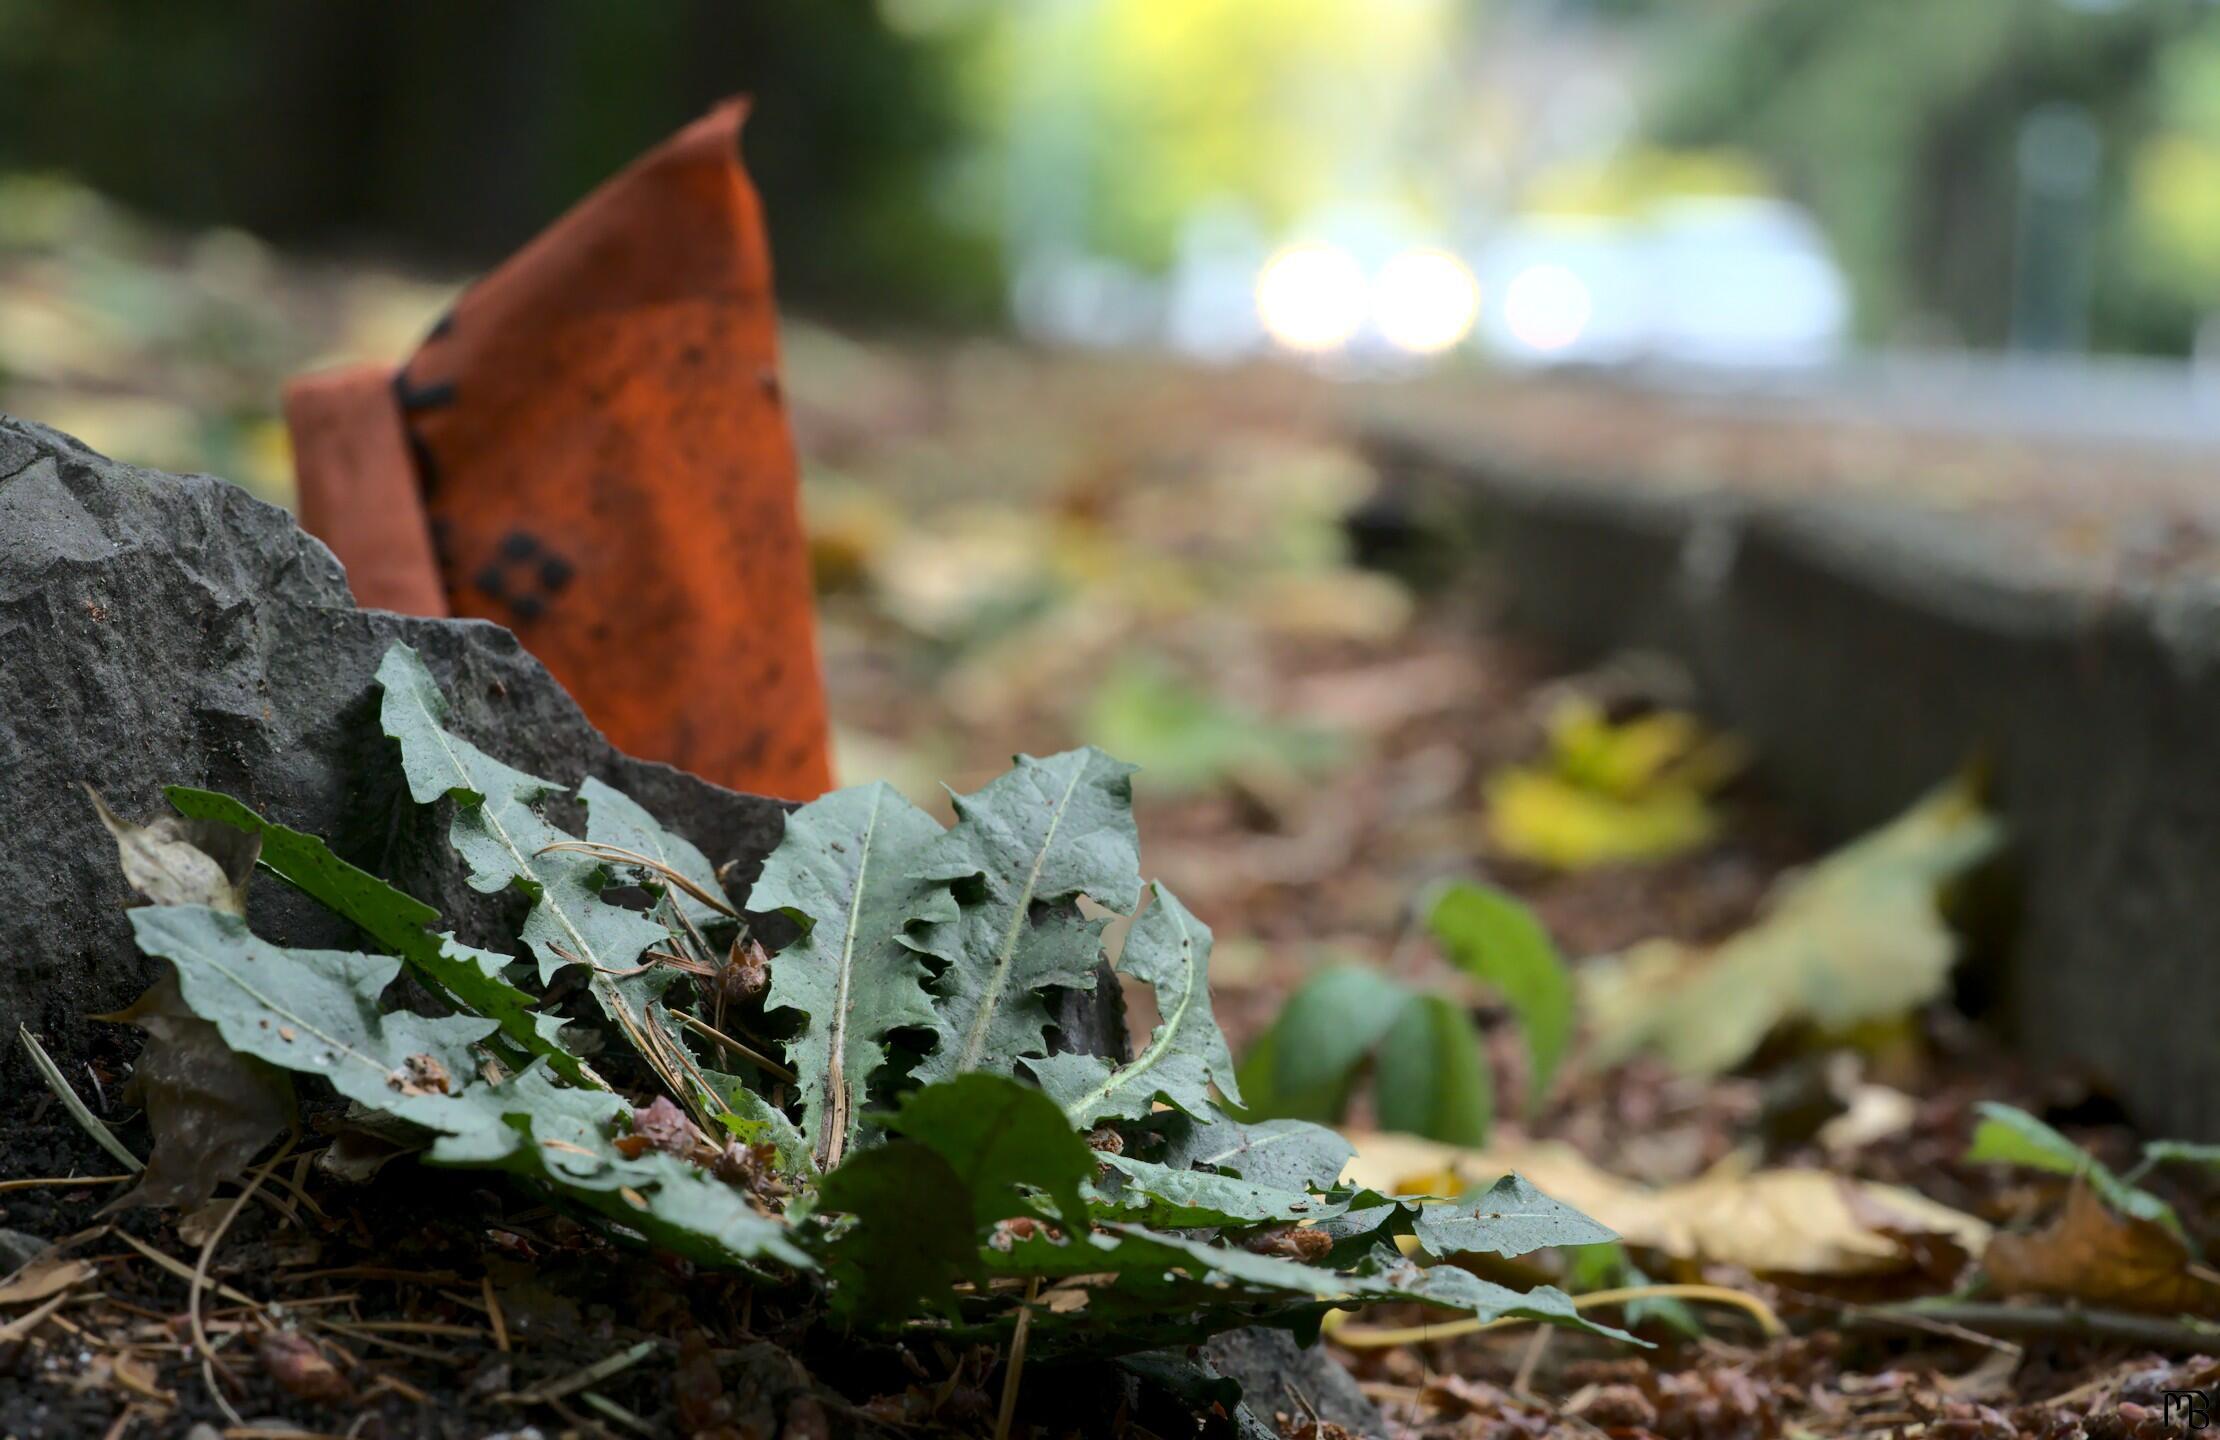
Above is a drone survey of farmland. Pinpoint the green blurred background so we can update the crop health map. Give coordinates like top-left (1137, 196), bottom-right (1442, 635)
top-left (6, 0), bottom-right (2220, 351)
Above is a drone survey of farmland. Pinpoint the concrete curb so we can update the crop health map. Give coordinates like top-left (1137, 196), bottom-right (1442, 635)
top-left (1367, 425), bottom-right (2220, 1139)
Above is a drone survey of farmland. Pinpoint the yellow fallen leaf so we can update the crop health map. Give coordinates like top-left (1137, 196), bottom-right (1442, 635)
top-left (1582, 775), bottom-right (2001, 1074)
top-left (1346, 1131), bottom-right (1988, 1278)
top-left (1484, 768), bottom-right (1718, 870)
top-left (1985, 1183), bottom-right (2220, 1314)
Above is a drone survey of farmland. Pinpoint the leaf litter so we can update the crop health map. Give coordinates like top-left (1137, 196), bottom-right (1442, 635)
top-left (3, 213), bottom-right (2214, 1433)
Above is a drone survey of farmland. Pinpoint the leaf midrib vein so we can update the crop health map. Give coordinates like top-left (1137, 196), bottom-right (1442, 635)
top-left (821, 787), bottom-right (884, 1168)
top-left (1063, 893), bottom-right (1194, 1122)
top-left (955, 762), bottom-right (1089, 1074)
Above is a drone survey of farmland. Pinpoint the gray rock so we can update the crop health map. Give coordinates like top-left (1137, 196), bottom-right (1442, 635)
top-left (0, 414), bottom-right (789, 1085)
top-left (1205, 1326), bottom-right (1386, 1436)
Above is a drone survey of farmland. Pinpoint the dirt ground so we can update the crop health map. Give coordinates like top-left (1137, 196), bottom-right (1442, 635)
top-left (5, 193), bottom-right (2217, 1439)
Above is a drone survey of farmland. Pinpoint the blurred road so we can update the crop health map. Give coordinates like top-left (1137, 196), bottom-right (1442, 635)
top-left (1634, 349), bottom-right (2220, 457)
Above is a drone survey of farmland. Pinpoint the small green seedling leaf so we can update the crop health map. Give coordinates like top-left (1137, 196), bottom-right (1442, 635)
top-left (1237, 965), bottom-right (1412, 1122)
top-left (1429, 881), bottom-right (1573, 1112)
top-left (1373, 993), bottom-right (1491, 1146)
top-left (1966, 1102), bottom-right (2183, 1238)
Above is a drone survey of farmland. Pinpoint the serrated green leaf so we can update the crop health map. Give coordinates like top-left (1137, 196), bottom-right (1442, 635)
top-left (375, 644), bottom-right (682, 1091)
top-left (1100, 1115), bottom-right (1356, 1228)
top-left (1373, 994), bottom-right (1490, 1146)
top-left (130, 903), bottom-right (804, 1268)
top-left (983, 1223), bottom-right (1632, 1345)
top-left (427, 1065), bottom-right (808, 1269)
top-left (1093, 1155), bottom-right (1329, 1228)
top-left (130, 905), bottom-right (495, 1131)
top-left (1030, 883), bottom-right (1237, 1126)
top-left (1429, 881), bottom-right (1573, 1113)
top-left (815, 1140), bottom-right (979, 1322)
top-left (752, 782), bottom-right (950, 1168)
top-left (1237, 965), bottom-right (1411, 1122)
top-left (1410, 1173), bottom-right (1615, 1258)
top-left (910, 748), bottom-right (1143, 1083)
top-left (166, 786), bottom-right (591, 1089)
top-left (579, 776), bottom-right (728, 929)
top-left (888, 1073), bottom-right (1094, 1228)
top-left (1158, 1115), bottom-right (1355, 1194)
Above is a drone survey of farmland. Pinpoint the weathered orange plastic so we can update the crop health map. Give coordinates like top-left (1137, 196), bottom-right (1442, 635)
top-left (285, 99), bottom-right (832, 802)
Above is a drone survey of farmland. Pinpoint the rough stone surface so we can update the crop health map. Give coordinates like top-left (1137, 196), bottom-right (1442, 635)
top-left (1368, 425), bottom-right (2220, 1140)
top-left (0, 415), bottom-right (791, 1083)
top-left (1205, 1327), bottom-right (1384, 1435)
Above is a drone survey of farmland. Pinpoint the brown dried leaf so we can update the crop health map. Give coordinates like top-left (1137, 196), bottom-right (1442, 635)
top-left (1348, 1131), bottom-right (1989, 1277)
top-left (97, 969), bottom-right (295, 1211)
top-left (87, 786), bottom-right (258, 914)
top-left (256, 1330), bottom-right (353, 1404)
top-left (1985, 1183), bottom-right (2220, 1314)
top-left (614, 1096), bottom-right (710, 1163)
top-left (385, 1053), bottom-right (452, 1097)
top-left (721, 938), bottom-right (770, 1006)
top-left (1241, 1225), bottom-right (1332, 1262)
top-left (0, 1256), bottom-right (96, 1306)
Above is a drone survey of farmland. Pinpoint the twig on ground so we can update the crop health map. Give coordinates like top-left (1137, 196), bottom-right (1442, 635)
top-left (0, 1174), bottom-right (130, 1193)
top-left (581, 1389), bottom-right (661, 1437)
top-left (994, 1277), bottom-right (1043, 1440)
top-left (670, 1008), bottom-right (797, 1081)
top-left (0, 1292), bottom-right (72, 1342)
top-left (1845, 1300), bottom-right (2220, 1353)
top-left (483, 1274), bottom-right (511, 1352)
top-left (534, 841), bottom-right (737, 917)
top-left (508, 1337), bottom-right (660, 1405)
top-left (190, 1137), bottom-right (296, 1403)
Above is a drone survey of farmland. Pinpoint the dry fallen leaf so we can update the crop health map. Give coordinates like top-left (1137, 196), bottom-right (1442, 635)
top-left (1582, 776), bottom-right (2001, 1074)
top-left (1985, 1183), bottom-right (2220, 1314)
top-left (86, 785), bottom-right (259, 914)
top-left (385, 1052), bottom-right (452, 1097)
top-left (97, 970), bottom-right (296, 1212)
top-left (256, 1329), bottom-right (353, 1404)
top-left (0, 1255), bottom-right (96, 1306)
top-left (1347, 1131), bottom-right (1989, 1277)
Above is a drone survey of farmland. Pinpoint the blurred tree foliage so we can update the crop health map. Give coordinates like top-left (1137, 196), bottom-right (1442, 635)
top-left (0, 0), bottom-right (997, 321)
top-left (957, 0), bottom-right (1459, 271)
top-left (1652, 0), bottom-right (2217, 353)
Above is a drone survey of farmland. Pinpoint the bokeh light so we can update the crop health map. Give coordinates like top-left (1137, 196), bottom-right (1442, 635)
top-left (1255, 243), bottom-right (1368, 353)
top-left (1373, 248), bottom-right (1482, 355)
top-left (1501, 263), bottom-right (1594, 355)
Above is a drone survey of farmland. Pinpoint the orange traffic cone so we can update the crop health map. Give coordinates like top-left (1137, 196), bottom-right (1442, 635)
top-left (285, 99), bottom-right (831, 802)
